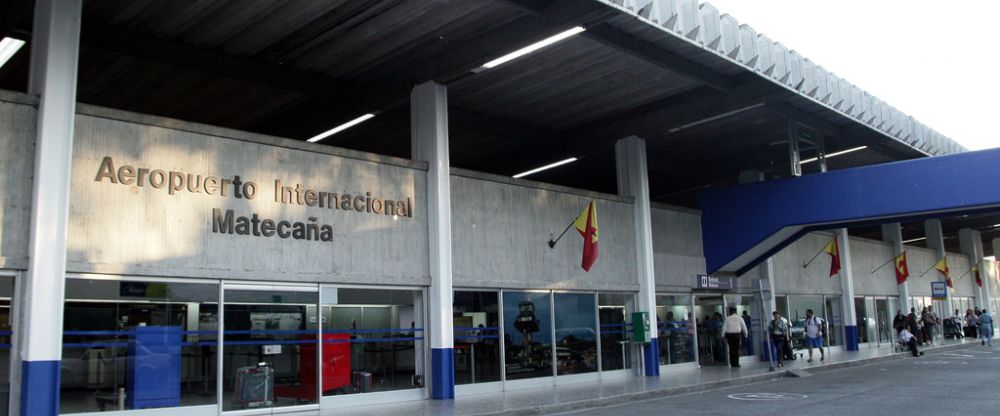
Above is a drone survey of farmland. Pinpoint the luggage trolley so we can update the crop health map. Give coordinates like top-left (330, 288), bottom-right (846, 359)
top-left (235, 363), bottom-right (274, 408)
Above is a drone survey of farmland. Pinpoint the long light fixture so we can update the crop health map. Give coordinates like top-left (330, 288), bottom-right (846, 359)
top-left (800, 145), bottom-right (868, 164)
top-left (902, 236), bottom-right (927, 244)
top-left (512, 157), bottom-right (578, 179)
top-left (307, 113), bottom-right (375, 143)
top-left (474, 26), bottom-right (586, 72)
top-left (0, 37), bottom-right (26, 69)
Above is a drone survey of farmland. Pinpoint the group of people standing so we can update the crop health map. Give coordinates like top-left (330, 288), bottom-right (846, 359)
top-left (892, 305), bottom-right (995, 357)
top-left (766, 309), bottom-right (825, 368)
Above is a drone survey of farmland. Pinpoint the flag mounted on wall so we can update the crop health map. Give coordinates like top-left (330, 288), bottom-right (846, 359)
top-left (973, 264), bottom-right (982, 287)
top-left (574, 200), bottom-right (599, 272)
top-left (894, 251), bottom-right (909, 285)
top-left (934, 257), bottom-right (952, 288)
top-left (823, 237), bottom-right (841, 277)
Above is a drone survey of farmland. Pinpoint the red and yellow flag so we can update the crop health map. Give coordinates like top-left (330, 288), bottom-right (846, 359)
top-left (935, 257), bottom-right (952, 288)
top-left (574, 200), bottom-right (598, 272)
top-left (894, 251), bottom-right (909, 285)
top-left (823, 237), bottom-right (841, 277)
top-left (973, 264), bottom-right (982, 287)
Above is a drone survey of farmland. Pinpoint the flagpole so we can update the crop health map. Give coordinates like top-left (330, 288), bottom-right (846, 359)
top-left (954, 268), bottom-right (972, 281)
top-left (918, 263), bottom-right (939, 278)
top-left (871, 254), bottom-right (898, 274)
top-left (548, 220), bottom-right (575, 249)
top-left (802, 245), bottom-right (826, 269)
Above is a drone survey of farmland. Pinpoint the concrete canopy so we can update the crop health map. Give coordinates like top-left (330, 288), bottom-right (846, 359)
top-left (699, 147), bottom-right (1000, 275)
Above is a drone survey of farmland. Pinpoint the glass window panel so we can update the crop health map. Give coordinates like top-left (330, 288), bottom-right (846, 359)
top-left (598, 293), bottom-right (633, 371)
top-left (553, 293), bottom-right (597, 375)
top-left (876, 298), bottom-right (891, 343)
top-left (222, 288), bottom-right (317, 411)
top-left (322, 288), bottom-right (423, 396)
top-left (854, 297), bottom-right (871, 343)
top-left (452, 291), bottom-right (500, 384)
top-left (824, 296), bottom-right (841, 347)
top-left (503, 292), bottom-right (552, 380)
top-left (656, 295), bottom-right (694, 365)
top-left (61, 278), bottom-right (219, 414)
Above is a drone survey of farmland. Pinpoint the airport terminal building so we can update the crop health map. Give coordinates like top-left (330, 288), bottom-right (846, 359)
top-left (0, 0), bottom-right (997, 415)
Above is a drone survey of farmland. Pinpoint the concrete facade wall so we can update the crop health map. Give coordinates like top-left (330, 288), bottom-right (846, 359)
top-left (651, 204), bottom-right (706, 292)
top-left (64, 103), bottom-right (430, 286)
top-left (450, 170), bottom-right (638, 291)
top-left (848, 237), bottom-right (903, 297)
top-left (771, 232), bottom-right (843, 296)
top-left (0, 94), bottom-right (36, 270)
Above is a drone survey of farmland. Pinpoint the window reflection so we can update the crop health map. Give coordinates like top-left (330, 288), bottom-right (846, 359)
top-left (503, 292), bottom-right (552, 380)
top-left (553, 293), bottom-right (597, 375)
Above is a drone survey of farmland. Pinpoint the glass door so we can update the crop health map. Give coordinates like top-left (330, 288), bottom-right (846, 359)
top-left (693, 295), bottom-right (726, 366)
top-left (221, 285), bottom-right (319, 413)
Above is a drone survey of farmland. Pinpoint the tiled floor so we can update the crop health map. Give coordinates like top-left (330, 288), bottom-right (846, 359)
top-left (322, 337), bottom-right (978, 416)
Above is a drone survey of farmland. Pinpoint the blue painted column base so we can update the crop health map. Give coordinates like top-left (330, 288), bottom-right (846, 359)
top-left (643, 338), bottom-right (660, 376)
top-left (21, 360), bottom-right (60, 416)
top-left (844, 325), bottom-right (860, 351)
top-left (431, 348), bottom-right (454, 399)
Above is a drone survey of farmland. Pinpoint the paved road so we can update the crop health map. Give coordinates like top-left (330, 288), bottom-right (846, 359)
top-left (564, 344), bottom-right (1000, 415)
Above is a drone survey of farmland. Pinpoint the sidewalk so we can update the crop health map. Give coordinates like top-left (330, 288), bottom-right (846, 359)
top-left (325, 337), bottom-right (982, 416)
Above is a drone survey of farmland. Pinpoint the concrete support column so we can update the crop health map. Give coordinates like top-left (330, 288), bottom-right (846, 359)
top-left (925, 219), bottom-right (953, 318)
top-left (881, 223), bottom-right (911, 312)
top-left (410, 81), bottom-right (454, 399)
top-left (20, 1), bottom-right (81, 415)
top-left (615, 136), bottom-right (658, 376)
top-left (959, 228), bottom-right (987, 312)
top-left (837, 229), bottom-right (860, 351)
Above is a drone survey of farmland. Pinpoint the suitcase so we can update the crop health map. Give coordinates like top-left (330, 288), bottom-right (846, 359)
top-left (235, 363), bottom-right (274, 408)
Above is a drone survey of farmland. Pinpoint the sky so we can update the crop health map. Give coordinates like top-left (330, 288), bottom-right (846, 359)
top-left (704, 0), bottom-right (999, 151)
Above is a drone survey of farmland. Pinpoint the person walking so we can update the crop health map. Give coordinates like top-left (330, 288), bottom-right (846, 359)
top-left (768, 311), bottom-right (791, 367)
top-left (723, 307), bottom-right (748, 368)
top-left (980, 309), bottom-right (994, 347)
top-left (804, 309), bottom-right (825, 363)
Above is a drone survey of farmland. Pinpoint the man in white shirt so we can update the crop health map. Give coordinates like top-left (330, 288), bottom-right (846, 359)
top-left (804, 309), bottom-right (825, 363)
top-left (899, 328), bottom-right (922, 357)
top-left (723, 307), bottom-right (749, 368)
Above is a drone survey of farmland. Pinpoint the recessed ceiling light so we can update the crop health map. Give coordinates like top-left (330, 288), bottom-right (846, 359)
top-left (307, 113), bottom-right (375, 143)
top-left (0, 37), bottom-right (26, 69)
top-left (512, 157), bottom-right (578, 179)
top-left (474, 26), bottom-right (586, 72)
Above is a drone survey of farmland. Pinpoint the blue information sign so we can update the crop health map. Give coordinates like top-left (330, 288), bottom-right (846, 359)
top-left (931, 281), bottom-right (948, 301)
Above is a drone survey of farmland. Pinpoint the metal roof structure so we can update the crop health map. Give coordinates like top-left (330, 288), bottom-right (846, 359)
top-left (0, 0), bottom-right (987, 250)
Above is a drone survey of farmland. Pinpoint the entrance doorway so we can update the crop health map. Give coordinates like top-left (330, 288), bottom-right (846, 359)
top-left (693, 296), bottom-right (726, 366)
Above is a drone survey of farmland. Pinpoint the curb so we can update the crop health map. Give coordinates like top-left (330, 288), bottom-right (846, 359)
top-left (469, 341), bottom-right (979, 416)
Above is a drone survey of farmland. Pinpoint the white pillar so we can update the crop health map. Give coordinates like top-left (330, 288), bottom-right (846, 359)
top-left (881, 223), bottom-right (911, 312)
top-left (925, 219), bottom-right (953, 317)
top-left (837, 229), bottom-right (860, 350)
top-left (615, 136), bottom-right (659, 376)
top-left (410, 81), bottom-right (454, 399)
top-left (20, 1), bottom-right (81, 415)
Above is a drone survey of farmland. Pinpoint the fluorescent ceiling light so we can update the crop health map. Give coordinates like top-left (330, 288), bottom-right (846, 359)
top-left (0, 37), bottom-right (26, 69)
top-left (512, 157), bottom-right (578, 179)
top-left (902, 236), bottom-right (927, 244)
top-left (800, 145), bottom-right (868, 164)
top-left (307, 113), bottom-right (375, 143)
top-left (475, 26), bottom-right (586, 71)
